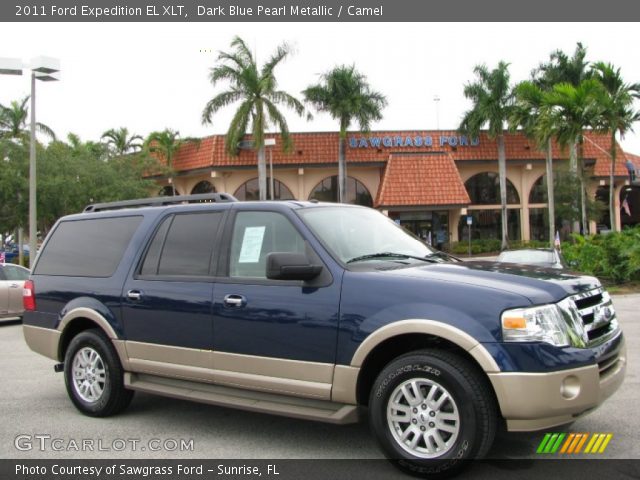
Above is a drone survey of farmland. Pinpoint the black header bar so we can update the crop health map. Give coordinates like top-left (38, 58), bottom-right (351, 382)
top-left (4, 0), bottom-right (640, 22)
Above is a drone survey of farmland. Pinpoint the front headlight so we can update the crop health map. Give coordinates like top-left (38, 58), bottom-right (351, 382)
top-left (501, 299), bottom-right (587, 347)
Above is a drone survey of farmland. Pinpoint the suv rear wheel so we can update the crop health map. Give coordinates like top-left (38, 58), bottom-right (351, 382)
top-left (64, 329), bottom-right (134, 417)
top-left (369, 349), bottom-right (496, 477)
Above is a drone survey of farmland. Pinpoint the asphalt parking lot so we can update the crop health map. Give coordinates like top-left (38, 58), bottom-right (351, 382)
top-left (0, 294), bottom-right (638, 464)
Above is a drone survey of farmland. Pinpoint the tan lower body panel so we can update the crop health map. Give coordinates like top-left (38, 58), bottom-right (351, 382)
top-left (124, 341), bottom-right (336, 400)
top-left (490, 342), bottom-right (626, 432)
top-left (23, 325), bottom-right (61, 360)
top-left (125, 372), bottom-right (360, 424)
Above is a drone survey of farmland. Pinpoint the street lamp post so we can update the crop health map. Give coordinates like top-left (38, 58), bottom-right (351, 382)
top-left (433, 95), bottom-right (441, 130)
top-left (265, 138), bottom-right (276, 200)
top-left (0, 56), bottom-right (60, 268)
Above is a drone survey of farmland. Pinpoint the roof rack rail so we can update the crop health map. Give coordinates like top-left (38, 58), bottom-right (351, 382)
top-left (83, 193), bottom-right (238, 213)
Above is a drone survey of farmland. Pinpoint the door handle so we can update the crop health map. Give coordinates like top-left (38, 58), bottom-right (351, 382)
top-left (9, 283), bottom-right (20, 288)
top-left (127, 290), bottom-right (143, 301)
top-left (223, 294), bottom-right (246, 308)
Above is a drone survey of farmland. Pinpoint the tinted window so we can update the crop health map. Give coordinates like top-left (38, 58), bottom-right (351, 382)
top-left (140, 217), bottom-right (171, 276)
top-left (144, 212), bottom-right (222, 276)
top-left (35, 216), bottom-right (142, 277)
top-left (229, 211), bottom-right (305, 278)
top-left (3, 265), bottom-right (29, 281)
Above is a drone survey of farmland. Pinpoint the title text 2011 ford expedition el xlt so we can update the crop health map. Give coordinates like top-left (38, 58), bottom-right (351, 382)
top-left (22, 193), bottom-right (626, 475)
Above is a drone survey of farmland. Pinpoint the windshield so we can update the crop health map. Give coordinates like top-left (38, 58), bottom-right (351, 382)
top-left (297, 206), bottom-right (437, 264)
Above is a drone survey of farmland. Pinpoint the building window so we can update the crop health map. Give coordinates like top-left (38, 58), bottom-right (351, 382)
top-left (458, 209), bottom-right (521, 242)
top-left (465, 172), bottom-right (520, 205)
top-left (234, 177), bottom-right (295, 201)
top-left (308, 175), bottom-right (373, 206)
top-left (390, 211), bottom-right (449, 249)
top-left (191, 180), bottom-right (216, 194)
top-left (620, 186), bottom-right (640, 228)
top-left (529, 208), bottom-right (549, 242)
top-left (158, 185), bottom-right (175, 196)
top-left (529, 175), bottom-right (547, 204)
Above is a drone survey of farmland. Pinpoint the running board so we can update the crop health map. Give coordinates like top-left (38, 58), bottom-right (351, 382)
top-left (124, 372), bottom-right (360, 424)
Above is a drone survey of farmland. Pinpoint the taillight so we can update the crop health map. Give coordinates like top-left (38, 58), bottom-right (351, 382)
top-left (23, 280), bottom-right (36, 311)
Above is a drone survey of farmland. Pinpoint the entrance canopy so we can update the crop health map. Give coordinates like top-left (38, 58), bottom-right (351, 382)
top-left (376, 154), bottom-right (470, 208)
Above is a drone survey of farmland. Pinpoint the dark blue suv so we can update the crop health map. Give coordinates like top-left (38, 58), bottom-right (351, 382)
top-left (22, 193), bottom-right (626, 475)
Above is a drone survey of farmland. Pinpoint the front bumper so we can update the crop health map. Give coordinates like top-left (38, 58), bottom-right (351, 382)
top-left (488, 337), bottom-right (626, 431)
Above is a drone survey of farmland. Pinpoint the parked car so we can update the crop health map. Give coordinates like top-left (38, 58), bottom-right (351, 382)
top-left (22, 194), bottom-right (625, 476)
top-left (0, 263), bottom-right (30, 320)
top-left (3, 244), bottom-right (30, 264)
top-left (496, 248), bottom-right (568, 269)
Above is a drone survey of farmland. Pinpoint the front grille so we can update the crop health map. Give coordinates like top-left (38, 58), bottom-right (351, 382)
top-left (570, 287), bottom-right (618, 345)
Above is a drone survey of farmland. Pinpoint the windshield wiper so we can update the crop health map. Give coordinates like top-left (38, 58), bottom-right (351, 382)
top-left (346, 252), bottom-right (437, 264)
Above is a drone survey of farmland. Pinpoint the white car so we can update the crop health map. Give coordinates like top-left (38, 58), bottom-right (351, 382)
top-left (0, 263), bottom-right (30, 319)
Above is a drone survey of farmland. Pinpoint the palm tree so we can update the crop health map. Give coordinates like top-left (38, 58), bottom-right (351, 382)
top-left (532, 43), bottom-right (593, 234)
top-left (538, 79), bottom-right (607, 235)
top-left (101, 127), bottom-right (143, 157)
top-left (145, 129), bottom-right (200, 195)
top-left (201, 36), bottom-right (308, 201)
top-left (303, 65), bottom-right (386, 203)
top-left (534, 43), bottom-right (590, 91)
top-left (511, 81), bottom-right (557, 247)
top-left (591, 62), bottom-right (640, 232)
top-left (459, 62), bottom-right (515, 250)
top-left (0, 96), bottom-right (56, 142)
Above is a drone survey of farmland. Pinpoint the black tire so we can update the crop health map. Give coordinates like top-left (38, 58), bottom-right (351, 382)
top-left (63, 329), bottom-right (134, 417)
top-left (369, 349), bottom-right (497, 478)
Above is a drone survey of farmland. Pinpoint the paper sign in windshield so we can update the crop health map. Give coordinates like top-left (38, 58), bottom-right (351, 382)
top-left (238, 226), bottom-right (266, 263)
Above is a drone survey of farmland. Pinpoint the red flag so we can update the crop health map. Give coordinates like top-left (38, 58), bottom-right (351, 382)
top-left (622, 197), bottom-right (631, 217)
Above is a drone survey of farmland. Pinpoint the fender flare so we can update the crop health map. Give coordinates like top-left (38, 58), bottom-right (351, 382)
top-left (57, 307), bottom-right (129, 368)
top-left (350, 319), bottom-right (500, 373)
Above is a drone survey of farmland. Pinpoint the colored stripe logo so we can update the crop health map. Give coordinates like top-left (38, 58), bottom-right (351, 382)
top-left (536, 433), bottom-right (613, 454)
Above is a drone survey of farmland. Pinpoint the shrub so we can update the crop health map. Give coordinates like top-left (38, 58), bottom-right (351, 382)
top-left (562, 226), bottom-right (640, 283)
top-left (449, 239), bottom-right (546, 255)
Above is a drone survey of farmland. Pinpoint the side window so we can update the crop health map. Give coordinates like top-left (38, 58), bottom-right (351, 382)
top-left (4, 265), bottom-right (29, 281)
top-left (140, 212), bottom-right (222, 277)
top-left (34, 216), bottom-right (142, 277)
top-left (229, 211), bottom-right (306, 278)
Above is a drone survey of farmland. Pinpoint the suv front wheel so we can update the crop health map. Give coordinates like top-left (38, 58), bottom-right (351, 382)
top-left (369, 349), bottom-right (496, 477)
top-left (64, 329), bottom-right (134, 417)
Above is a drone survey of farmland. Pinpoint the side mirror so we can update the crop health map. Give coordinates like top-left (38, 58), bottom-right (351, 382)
top-left (266, 252), bottom-right (323, 281)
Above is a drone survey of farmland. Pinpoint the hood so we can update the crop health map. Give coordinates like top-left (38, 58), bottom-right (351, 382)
top-left (379, 260), bottom-right (600, 305)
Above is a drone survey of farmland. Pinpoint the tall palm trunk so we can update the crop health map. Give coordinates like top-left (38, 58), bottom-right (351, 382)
top-left (578, 139), bottom-right (588, 235)
top-left (338, 121), bottom-right (348, 203)
top-left (257, 145), bottom-right (267, 201)
top-left (546, 137), bottom-right (556, 247)
top-left (609, 131), bottom-right (617, 232)
top-left (497, 134), bottom-right (508, 250)
top-left (570, 140), bottom-right (580, 233)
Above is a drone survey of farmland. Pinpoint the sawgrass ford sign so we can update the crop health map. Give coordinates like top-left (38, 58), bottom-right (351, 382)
top-left (349, 134), bottom-right (480, 148)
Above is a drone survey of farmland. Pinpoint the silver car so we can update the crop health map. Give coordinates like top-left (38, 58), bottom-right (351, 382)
top-left (496, 248), bottom-right (568, 270)
top-left (0, 263), bottom-right (29, 319)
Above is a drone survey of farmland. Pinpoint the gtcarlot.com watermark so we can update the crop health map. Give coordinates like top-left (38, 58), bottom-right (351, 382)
top-left (15, 434), bottom-right (194, 453)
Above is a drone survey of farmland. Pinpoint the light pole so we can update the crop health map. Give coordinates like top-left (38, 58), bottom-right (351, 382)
top-left (0, 56), bottom-right (60, 268)
top-left (433, 95), bottom-right (441, 130)
top-left (265, 138), bottom-right (276, 200)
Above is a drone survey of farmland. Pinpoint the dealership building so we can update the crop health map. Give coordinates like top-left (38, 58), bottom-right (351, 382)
top-left (157, 130), bottom-right (640, 247)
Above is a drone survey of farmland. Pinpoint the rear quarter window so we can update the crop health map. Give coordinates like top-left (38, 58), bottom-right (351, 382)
top-left (34, 216), bottom-right (142, 277)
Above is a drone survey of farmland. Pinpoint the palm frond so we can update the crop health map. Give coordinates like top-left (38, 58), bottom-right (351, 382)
top-left (201, 91), bottom-right (243, 124)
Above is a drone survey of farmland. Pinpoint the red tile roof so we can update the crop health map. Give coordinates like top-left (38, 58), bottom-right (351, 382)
top-left (375, 154), bottom-right (470, 208)
top-left (169, 130), bottom-right (630, 179)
